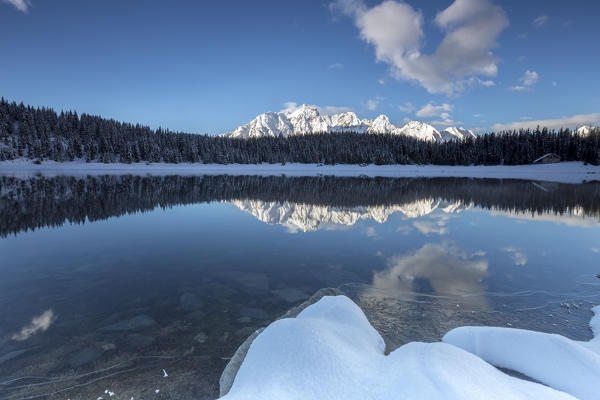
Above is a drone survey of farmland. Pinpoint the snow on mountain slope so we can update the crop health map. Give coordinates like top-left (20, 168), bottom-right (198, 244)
top-left (367, 115), bottom-right (399, 135)
top-left (396, 121), bottom-right (442, 142)
top-left (230, 112), bottom-right (294, 138)
top-left (575, 125), bottom-right (598, 136)
top-left (441, 127), bottom-right (477, 141)
top-left (230, 199), bottom-right (469, 232)
top-left (227, 104), bottom-right (474, 142)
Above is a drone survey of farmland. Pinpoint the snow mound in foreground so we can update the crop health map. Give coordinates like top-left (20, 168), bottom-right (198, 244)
top-left (221, 296), bottom-right (576, 400)
top-left (443, 305), bottom-right (600, 400)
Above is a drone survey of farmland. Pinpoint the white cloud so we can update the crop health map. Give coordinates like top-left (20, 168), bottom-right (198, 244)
top-left (474, 113), bottom-right (483, 118)
top-left (517, 55), bottom-right (526, 62)
top-left (2, 0), bottom-right (30, 12)
top-left (509, 70), bottom-right (539, 92)
top-left (431, 118), bottom-right (462, 127)
top-left (416, 103), bottom-right (461, 126)
top-left (493, 113), bottom-right (600, 131)
top-left (398, 102), bottom-right (416, 113)
top-left (509, 85), bottom-right (528, 92)
top-left (377, 79), bottom-right (385, 85)
top-left (533, 15), bottom-right (549, 28)
top-left (477, 78), bottom-right (495, 87)
top-left (12, 309), bottom-right (56, 341)
top-left (281, 101), bottom-right (301, 113)
top-left (520, 116), bottom-right (533, 121)
top-left (552, 81), bottom-right (557, 87)
top-left (331, 0), bottom-right (508, 96)
top-left (321, 105), bottom-right (354, 114)
top-left (280, 102), bottom-right (353, 115)
top-left (562, 20), bottom-right (573, 28)
top-left (502, 247), bottom-right (528, 266)
top-left (365, 226), bottom-right (377, 237)
top-left (329, 62), bottom-right (344, 69)
top-left (416, 103), bottom-right (453, 118)
top-left (366, 99), bottom-right (379, 110)
top-left (520, 70), bottom-right (539, 86)
top-left (591, 247), bottom-right (600, 254)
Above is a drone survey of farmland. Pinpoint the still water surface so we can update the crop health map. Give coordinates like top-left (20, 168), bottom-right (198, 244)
top-left (1, 175), bottom-right (599, 399)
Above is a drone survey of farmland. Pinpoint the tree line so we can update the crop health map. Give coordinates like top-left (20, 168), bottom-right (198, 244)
top-left (1, 98), bottom-right (598, 165)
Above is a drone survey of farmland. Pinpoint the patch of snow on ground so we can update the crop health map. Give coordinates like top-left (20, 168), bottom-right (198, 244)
top-left (0, 160), bottom-right (599, 184)
top-left (222, 296), bottom-right (577, 400)
top-left (443, 305), bottom-right (600, 400)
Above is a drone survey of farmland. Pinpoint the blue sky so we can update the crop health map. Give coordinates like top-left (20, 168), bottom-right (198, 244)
top-left (1, 0), bottom-right (598, 134)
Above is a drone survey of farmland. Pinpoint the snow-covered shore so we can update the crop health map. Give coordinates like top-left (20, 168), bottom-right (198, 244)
top-left (0, 160), bottom-right (599, 183)
top-left (221, 295), bottom-right (599, 400)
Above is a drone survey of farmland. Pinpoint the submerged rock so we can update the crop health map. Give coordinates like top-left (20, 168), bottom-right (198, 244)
top-left (271, 288), bottom-right (309, 303)
top-left (68, 347), bottom-right (101, 368)
top-left (217, 272), bottom-right (270, 292)
top-left (194, 332), bottom-right (208, 344)
top-left (100, 314), bottom-right (158, 332)
top-left (239, 307), bottom-right (268, 320)
top-left (180, 292), bottom-right (204, 311)
top-left (219, 328), bottom-right (265, 397)
top-left (235, 327), bottom-right (258, 337)
top-left (186, 310), bottom-right (207, 320)
top-left (126, 334), bottom-right (155, 349)
top-left (101, 343), bottom-right (117, 352)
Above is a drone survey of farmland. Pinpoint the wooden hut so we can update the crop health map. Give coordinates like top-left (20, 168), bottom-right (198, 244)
top-left (533, 153), bottom-right (561, 164)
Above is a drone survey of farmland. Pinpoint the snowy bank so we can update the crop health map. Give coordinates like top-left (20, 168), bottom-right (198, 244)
top-left (443, 305), bottom-right (600, 400)
top-left (221, 295), bottom-right (577, 400)
top-left (0, 160), bottom-right (599, 183)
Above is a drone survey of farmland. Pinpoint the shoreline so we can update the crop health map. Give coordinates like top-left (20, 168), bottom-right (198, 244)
top-left (0, 160), bottom-right (599, 183)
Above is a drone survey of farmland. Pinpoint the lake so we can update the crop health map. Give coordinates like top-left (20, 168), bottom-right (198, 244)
top-left (1, 174), bottom-right (599, 399)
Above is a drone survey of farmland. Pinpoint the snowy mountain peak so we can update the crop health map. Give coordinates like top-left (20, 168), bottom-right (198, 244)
top-left (397, 121), bottom-right (441, 142)
top-left (575, 125), bottom-right (598, 136)
top-left (368, 115), bottom-right (397, 134)
top-left (227, 106), bottom-right (475, 142)
top-left (330, 111), bottom-right (362, 127)
top-left (286, 104), bottom-right (320, 118)
top-left (441, 126), bottom-right (477, 141)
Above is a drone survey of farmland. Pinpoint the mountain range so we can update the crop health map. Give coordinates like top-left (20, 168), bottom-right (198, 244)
top-left (231, 198), bottom-right (470, 233)
top-left (226, 105), bottom-right (477, 142)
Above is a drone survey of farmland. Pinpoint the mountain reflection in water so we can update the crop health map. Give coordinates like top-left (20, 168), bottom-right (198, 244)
top-left (1, 174), bottom-right (599, 236)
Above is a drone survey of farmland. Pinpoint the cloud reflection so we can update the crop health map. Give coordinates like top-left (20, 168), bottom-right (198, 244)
top-left (413, 219), bottom-right (449, 235)
top-left (11, 309), bottom-right (56, 341)
top-left (502, 247), bottom-right (528, 266)
top-left (368, 242), bottom-right (488, 308)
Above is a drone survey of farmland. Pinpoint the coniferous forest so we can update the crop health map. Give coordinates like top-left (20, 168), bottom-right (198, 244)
top-left (1, 98), bottom-right (598, 165)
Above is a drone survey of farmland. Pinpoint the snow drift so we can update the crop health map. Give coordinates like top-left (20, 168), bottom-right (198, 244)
top-left (221, 295), bottom-right (583, 400)
top-left (443, 305), bottom-right (600, 400)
